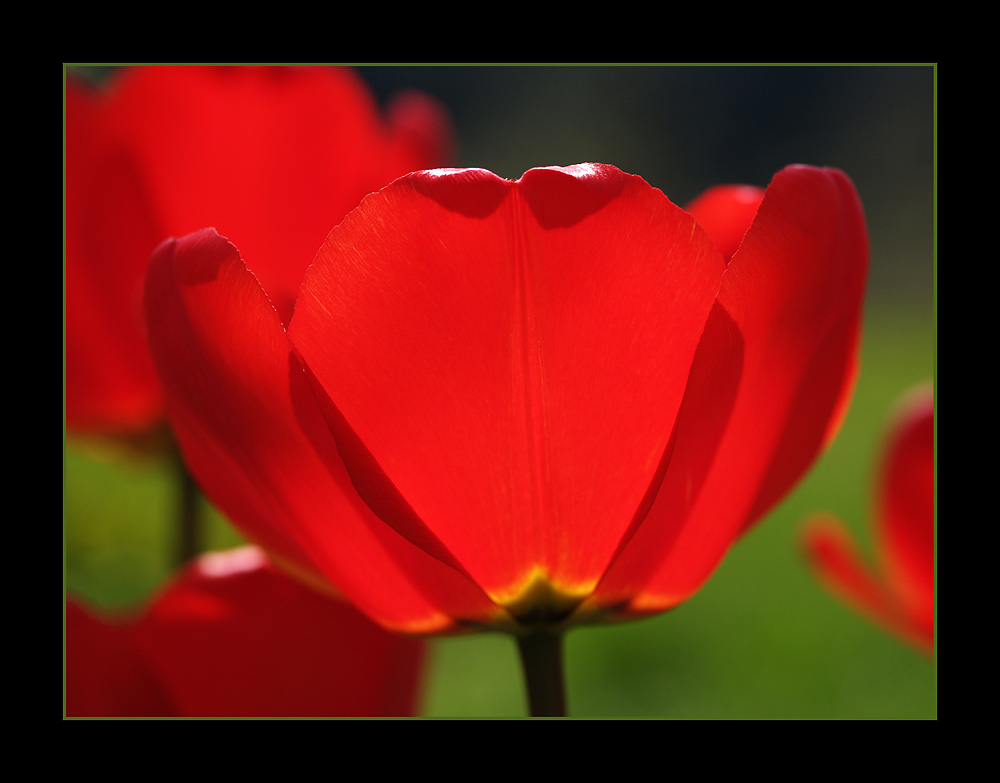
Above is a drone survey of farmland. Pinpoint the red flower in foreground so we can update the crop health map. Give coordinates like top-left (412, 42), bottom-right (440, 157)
top-left (801, 386), bottom-right (934, 654)
top-left (66, 546), bottom-right (427, 717)
top-left (144, 162), bottom-right (868, 636)
top-left (65, 65), bottom-right (451, 438)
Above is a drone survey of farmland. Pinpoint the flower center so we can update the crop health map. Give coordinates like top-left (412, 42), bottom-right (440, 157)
top-left (498, 568), bottom-right (593, 632)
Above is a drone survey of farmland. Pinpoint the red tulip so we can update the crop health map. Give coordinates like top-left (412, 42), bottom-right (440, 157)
top-left (65, 65), bottom-right (452, 438)
top-left (143, 162), bottom-right (868, 636)
top-left (65, 546), bottom-right (427, 717)
top-left (801, 386), bottom-right (934, 654)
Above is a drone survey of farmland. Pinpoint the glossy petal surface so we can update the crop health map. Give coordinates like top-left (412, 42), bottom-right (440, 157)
top-left (66, 547), bottom-right (427, 717)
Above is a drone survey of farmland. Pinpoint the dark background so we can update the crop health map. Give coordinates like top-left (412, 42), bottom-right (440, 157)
top-left (357, 64), bottom-right (933, 307)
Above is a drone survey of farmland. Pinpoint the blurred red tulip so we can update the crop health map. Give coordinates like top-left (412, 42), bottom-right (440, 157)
top-left (65, 546), bottom-right (427, 717)
top-left (801, 385), bottom-right (934, 654)
top-left (143, 162), bottom-right (868, 636)
top-left (65, 65), bottom-right (452, 438)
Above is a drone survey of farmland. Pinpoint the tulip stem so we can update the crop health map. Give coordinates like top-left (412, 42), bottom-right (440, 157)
top-left (175, 453), bottom-right (201, 565)
top-left (516, 631), bottom-right (567, 717)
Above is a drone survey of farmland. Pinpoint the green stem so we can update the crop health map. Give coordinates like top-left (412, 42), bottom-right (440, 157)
top-left (175, 454), bottom-right (200, 565)
top-left (516, 631), bottom-right (567, 717)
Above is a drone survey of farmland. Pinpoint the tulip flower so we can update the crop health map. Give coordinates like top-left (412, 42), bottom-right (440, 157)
top-left (65, 65), bottom-right (452, 439)
top-left (144, 162), bottom-right (867, 714)
top-left (66, 546), bottom-right (427, 717)
top-left (801, 385), bottom-right (934, 655)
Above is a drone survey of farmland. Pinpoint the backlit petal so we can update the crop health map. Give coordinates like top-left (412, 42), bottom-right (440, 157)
top-left (143, 228), bottom-right (493, 634)
top-left (800, 516), bottom-right (911, 635)
top-left (290, 164), bottom-right (726, 618)
top-left (600, 165), bottom-right (868, 614)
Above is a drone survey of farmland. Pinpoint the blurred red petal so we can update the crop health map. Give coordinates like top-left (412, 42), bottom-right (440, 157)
top-left (65, 600), bottom-right (172, 717)
top-left (66, 66), bottom-right (453, 439)
top-left (65, 78), bottom-right (164, 435)
top-left (384, 89), bottom-right (455, 175)
top-left (877, 387), bottom-right (935, 642)
top-left (685, 184), bottom-right (765, 263)
top-left (102, 66), bottom-right (450, 325)
top-left (67, 548), bottom-right (428, 717)
top-left (129, 547), bottom-right (427, 717)
top-left (800, 386), bottom-right (934, 654)
top-left (801, 516), bottom-right (904, 629)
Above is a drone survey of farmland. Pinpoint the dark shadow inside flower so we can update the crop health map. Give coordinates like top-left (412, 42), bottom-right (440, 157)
top-left (406, 167), bottom-right (510, 219)
top-left (502, 569), bottom-right (591, 628)
top-left (519, 164), bottom-right (627, 229)
top-left (294, 355), bottom-right (472, 577)
top-left (287, 352), bottom-right (509, 634)
top-left (581, 301), bottom-right (744, 619)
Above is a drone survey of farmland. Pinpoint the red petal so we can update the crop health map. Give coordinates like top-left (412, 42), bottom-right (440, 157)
top-left (66, 66), bottom-right (452, 438)
top-left (383, 89), bottom-right (455, 175)
top-left (91, 66), bottom-right (452, 325)
top-left (801, 517), bottom-right (909, 628)
top-left (685, 184), bottom-right (765, 263)
top-left (586, 300), bottom-right (744, 613)
top-left (65, 76), bottom-right (164, 435)
top-left (738, 167), bottom-right (868, 526)
top-left (877, 386), bottom-right (935, 638)
top-left (601, 165), bottom-right (868, 613)
top-left (65, 600), bottom-right (172, 717)
top-left (798, 387), bottom-right (933, 654)
top-left (143, 228), bottom-right (492, 633)
top-left (128, 547), bottom-right (427, 717)
top-left (290, 164), bottom-right (726, 612)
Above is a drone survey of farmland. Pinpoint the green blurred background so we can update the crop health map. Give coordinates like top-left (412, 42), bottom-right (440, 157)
top-left (64, 64), bottom-right (936, 718)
